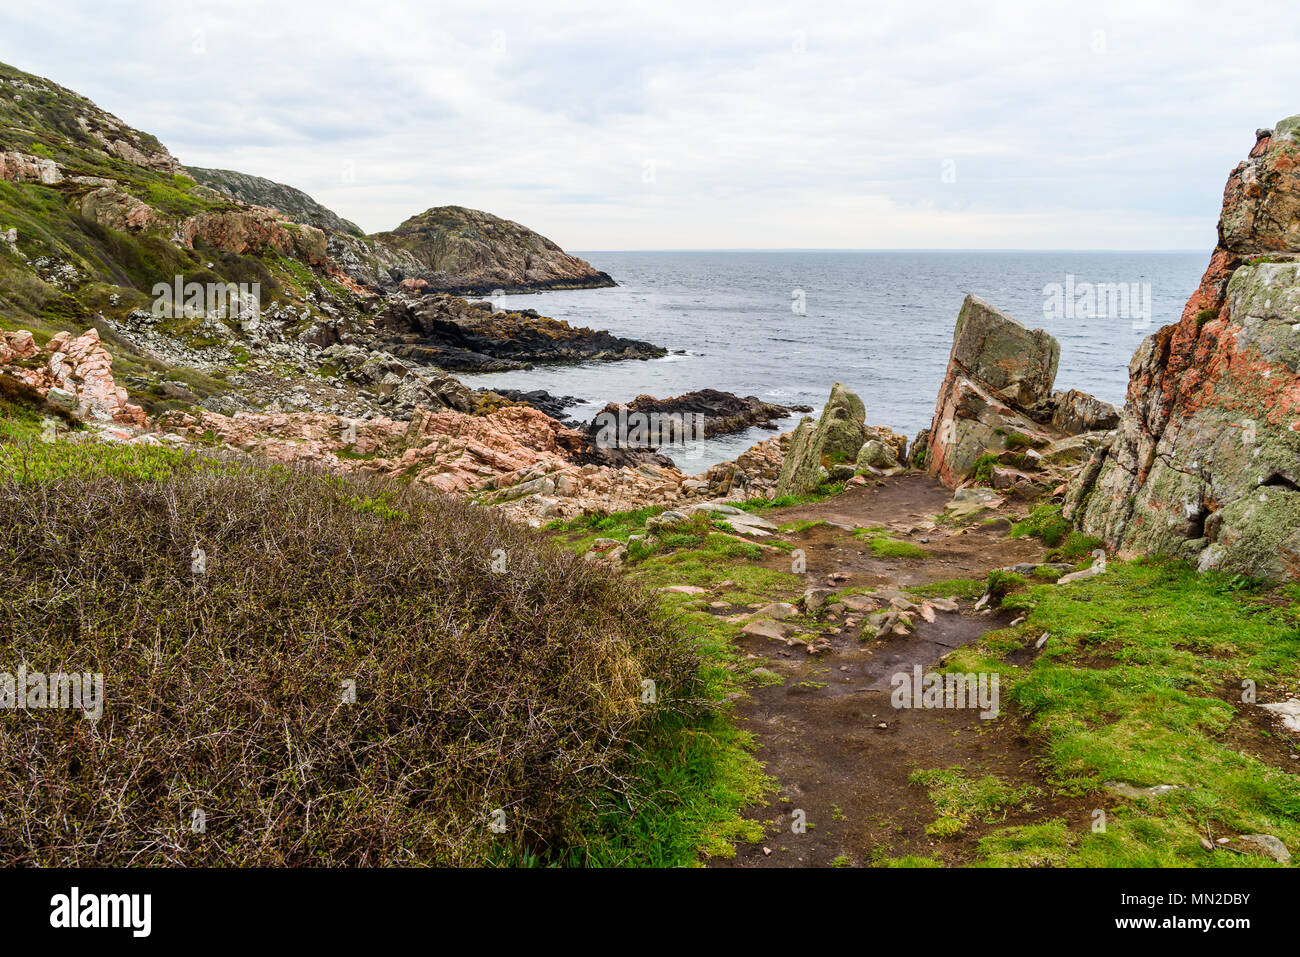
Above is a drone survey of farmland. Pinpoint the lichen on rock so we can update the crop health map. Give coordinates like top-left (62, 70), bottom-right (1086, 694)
top-left (1065, 117), bottom-right (1300, 581)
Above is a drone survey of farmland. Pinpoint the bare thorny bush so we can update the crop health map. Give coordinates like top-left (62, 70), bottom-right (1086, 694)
top-left (0, 458), bottom-right (706, 865)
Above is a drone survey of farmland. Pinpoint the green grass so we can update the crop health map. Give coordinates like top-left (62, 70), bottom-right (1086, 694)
top-left (629, 535), bottom-right (791, 601)
top-left (878, 854), bottom-right (944, 868)
top-left (853, 527), bottom-right (928, 559)
top-left (728, 480), bottom-right (847, 512)
top-left (944, 557), bottom-right (1300, 866)
top-left (546, 504), bottom-right (666, 536)
top-left (572, 608), bottom-right (771, 865)
top-left (911, 578), bottom-right (984, 600)
top-left (1012, 503), bottom-right (1071, 545)
top-left (778, 519), bottom-right (826, 534)
top-left (142, 176), bottom-right (219, 217)
top-left (974, 821), bottom-right (1072, 867)
top-left (0, 380), bottom-right (57, 443)
top-left (1011, 503), bottom-right (1103, 562)
top-left (0, 430), bottom-right (200, 482)
top-left (869, 537), bottom-right (928, 559)
top-left (909, 767), bottom-right (1042, 837)
top-left (971, 453), bottom-right (999, 484)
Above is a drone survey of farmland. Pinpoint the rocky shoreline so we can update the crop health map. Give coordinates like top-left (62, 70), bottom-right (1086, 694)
top-left (374, 293), bottom-right (665, 371)
top-left (2, 54), bottom-right (1299, 583)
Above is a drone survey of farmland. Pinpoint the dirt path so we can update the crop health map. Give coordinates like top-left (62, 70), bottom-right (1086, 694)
top-left (710, 473), bottom-right (1084, 867)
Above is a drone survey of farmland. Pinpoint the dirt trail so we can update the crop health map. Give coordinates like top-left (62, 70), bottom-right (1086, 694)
top-left (710, 473), bottom-right (1082, 867)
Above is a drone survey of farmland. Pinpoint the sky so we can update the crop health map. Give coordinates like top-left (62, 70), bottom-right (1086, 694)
top-left (2, 0), bottom-right (1299, 250)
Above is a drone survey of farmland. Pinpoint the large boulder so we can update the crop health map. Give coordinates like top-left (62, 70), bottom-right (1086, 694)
top-left (775, 415), bottom-right (824, 497)
top-left (924, 296), bottom-right (1063, 487)
top-left (1065, 118), bottom-right (1300, 581)
top-left (775, 382), bottom-right (906, 496)
top-left (818, 382), bottom-right (869, 463)
top-left (1049, 389), bottom-right (1120, 435)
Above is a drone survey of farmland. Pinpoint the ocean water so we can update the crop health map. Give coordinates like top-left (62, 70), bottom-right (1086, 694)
top-left (463, 251), bottom-right (1207, 475)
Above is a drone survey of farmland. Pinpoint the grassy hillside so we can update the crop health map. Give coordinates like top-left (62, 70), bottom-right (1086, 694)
top-left (0, 60), bottom-right (376, 423)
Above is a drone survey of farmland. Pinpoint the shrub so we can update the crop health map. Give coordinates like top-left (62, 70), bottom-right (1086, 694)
top-left (0, 451), bottom-right (707, 866)
top-left (984, 569), bottom-right (1025, 601)
top-left (659, 532), bottom-right (702, 551)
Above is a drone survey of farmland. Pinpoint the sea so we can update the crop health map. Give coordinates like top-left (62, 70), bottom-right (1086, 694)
top-left (462, 251), bottom-right (1207, 475)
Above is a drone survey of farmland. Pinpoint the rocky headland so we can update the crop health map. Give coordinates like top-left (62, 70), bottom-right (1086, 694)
top-left (374, 293), bottom-right (664, 371)
top-left (366, 205), bottom-right (616, 295)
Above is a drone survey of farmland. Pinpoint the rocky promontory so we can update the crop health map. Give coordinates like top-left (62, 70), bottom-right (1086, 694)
top-left (375, 293), bottom-right (665, 370)
top-left (1066, 117), bottom-right (1300, 581)
top-left (362, 206), bottom-right (615, 295)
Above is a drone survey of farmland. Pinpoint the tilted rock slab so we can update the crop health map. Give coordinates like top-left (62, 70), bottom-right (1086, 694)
top-left (925, 295), bottom-right (1062, 487)
top-left (775, 382), bottom-right (907, 497)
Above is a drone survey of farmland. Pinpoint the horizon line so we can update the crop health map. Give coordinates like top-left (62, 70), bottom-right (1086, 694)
top-left (567, 247), bottom-right (1209, 254)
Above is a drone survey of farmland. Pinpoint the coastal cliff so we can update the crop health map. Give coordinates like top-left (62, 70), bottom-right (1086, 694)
top-left (1065, 116), bottom-right (1300, 581)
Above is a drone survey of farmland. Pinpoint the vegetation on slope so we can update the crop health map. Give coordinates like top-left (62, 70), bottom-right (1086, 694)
top-left (0, 392), bottom-right (760, 866)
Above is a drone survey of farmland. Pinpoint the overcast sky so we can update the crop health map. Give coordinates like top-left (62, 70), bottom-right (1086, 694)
top-left (3, 1), bottom-right (1298, 250)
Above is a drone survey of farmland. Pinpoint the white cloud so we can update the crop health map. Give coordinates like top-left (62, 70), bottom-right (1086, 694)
top-left (2, 0), bottom-right (1297, 249)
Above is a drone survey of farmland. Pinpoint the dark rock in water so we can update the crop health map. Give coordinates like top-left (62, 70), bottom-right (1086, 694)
top-left (584, 388), bottom-right (810, 440)
top-left (374, 293), bottom-right (666, 371)
top-left (493, 388), bottom-right (583, 420)
top-left (566, 388), bottom-right (810, 472)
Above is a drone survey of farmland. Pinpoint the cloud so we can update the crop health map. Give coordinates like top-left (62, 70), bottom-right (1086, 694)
top-left (2, 0), bottom-right (1297, 248)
